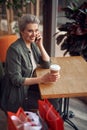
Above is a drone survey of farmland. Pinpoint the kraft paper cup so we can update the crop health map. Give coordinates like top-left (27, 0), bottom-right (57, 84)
top-left (50, 64), bottom-right (61, 74)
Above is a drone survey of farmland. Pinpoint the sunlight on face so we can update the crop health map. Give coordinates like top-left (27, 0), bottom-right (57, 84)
top-left (21, 23), bottom-right (39, 43)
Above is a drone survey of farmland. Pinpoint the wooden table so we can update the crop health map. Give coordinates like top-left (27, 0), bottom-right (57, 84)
top-left (37, 56), bottom-right (87, 98)
top-left (36, 56), bottom-right (87, 130)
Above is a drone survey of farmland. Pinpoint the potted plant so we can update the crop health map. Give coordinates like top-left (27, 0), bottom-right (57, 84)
top-left (54, 1), bottom-right (87, 61)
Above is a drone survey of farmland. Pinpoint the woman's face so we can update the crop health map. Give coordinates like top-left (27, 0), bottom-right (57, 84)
top-left (21, 23), bottom-right (39, 43)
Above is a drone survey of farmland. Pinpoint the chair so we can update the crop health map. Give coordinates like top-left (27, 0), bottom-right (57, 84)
top-left (0, 34), bottom-right (18, 63)
top-left (0, 61), bottom-right (4, 101)
top-left (0, 61), bottom-right (8, 130)
top-left (0, 61), bottom-right (4, 78)
top-left (0, 108), bottom-right (8, 130)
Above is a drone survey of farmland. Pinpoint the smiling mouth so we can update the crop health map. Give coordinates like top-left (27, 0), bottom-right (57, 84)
top-left (31, 38), bottom-right (35, 41)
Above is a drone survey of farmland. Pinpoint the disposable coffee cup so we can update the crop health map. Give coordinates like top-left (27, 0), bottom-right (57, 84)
top-left (50, 64), bottom-right (61, 74)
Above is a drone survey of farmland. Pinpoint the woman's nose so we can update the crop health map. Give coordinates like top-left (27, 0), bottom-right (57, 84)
top-left (32, 31), bottom-right (37, 37)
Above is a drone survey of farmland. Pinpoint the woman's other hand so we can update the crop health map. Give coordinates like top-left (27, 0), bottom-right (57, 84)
top-left (40, 72), bottom-right (60, 84)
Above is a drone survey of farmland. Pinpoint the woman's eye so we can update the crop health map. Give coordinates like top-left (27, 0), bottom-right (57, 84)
top-left (28, 30), bottom-right (33, 33)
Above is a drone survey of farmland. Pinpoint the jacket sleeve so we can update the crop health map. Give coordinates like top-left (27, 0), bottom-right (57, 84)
top-left (5, 46), bottom-right (25, 87)
top-left (32, 43), bottom-right (51, 69)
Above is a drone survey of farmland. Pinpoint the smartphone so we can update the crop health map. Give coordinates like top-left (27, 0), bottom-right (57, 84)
top-left (35, 37), bottom-right (41, 42)
top-left (35, 37), bottom-right (38, 42)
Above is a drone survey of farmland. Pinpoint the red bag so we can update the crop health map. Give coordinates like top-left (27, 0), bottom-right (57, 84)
top-left (8, 107), bottom-right (31, 130)
top-left (8, 107), bottom-right (38, 130)
top-left (38, 99), bottom-right (64, 130)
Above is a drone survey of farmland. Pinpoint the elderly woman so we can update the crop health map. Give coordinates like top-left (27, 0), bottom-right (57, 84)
top-left (1, 14), bottom-right (60, 112)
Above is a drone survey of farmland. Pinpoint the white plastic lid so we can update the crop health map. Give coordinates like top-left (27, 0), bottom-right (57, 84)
top-left (50, 64), bottom-right (61, 71)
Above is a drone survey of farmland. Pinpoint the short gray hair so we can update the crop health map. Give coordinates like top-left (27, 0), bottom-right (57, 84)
top-left (18, 14), bottom-right (40, 32)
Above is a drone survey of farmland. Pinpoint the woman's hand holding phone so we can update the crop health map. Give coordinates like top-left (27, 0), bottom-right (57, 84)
top-left (35, 32), bottom-right (43, 47)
